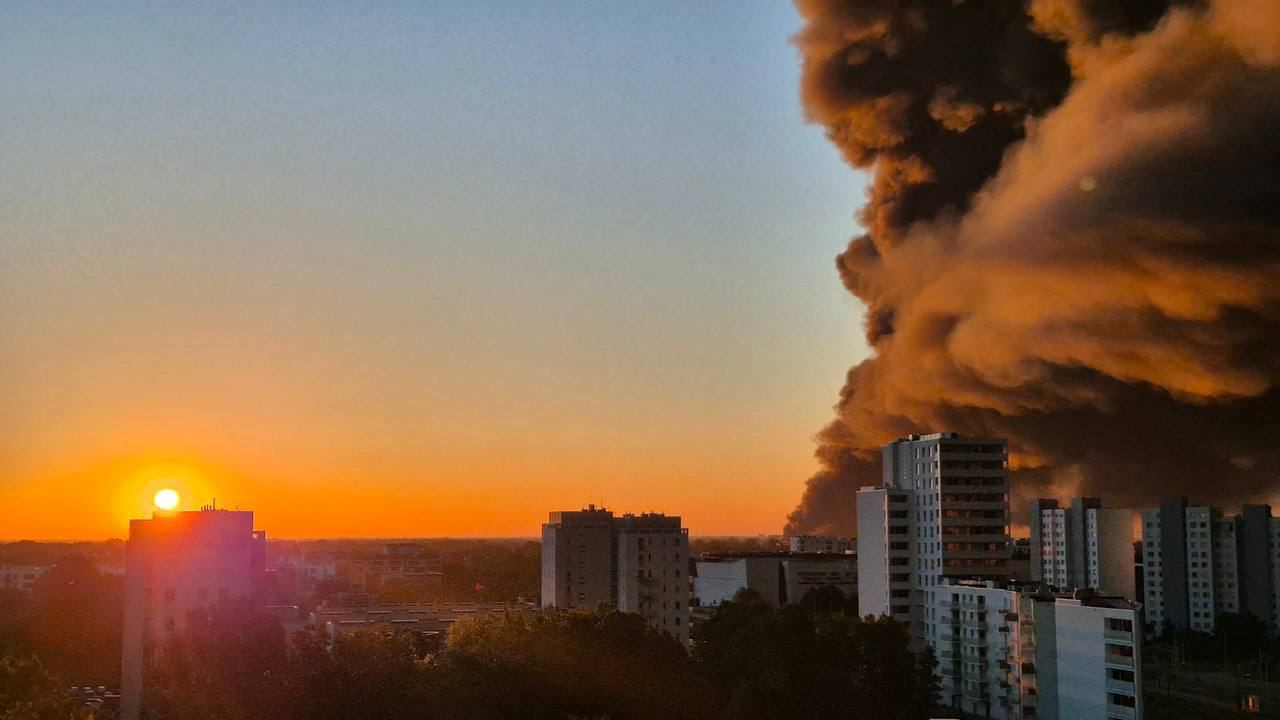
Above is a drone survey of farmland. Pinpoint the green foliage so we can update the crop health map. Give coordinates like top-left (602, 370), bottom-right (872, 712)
top-left (145, 599), bottom-right (292, 720)
top-left (694, 589), bottom-right (937, 720)
top-left (0, 555), bottom-right (122, 688)
top-left (435, 609), bottom-right (713, 720)
top-left (24, 556), bottom-right (122, 686)
top-left (0, 653), bottom-right (89, 720)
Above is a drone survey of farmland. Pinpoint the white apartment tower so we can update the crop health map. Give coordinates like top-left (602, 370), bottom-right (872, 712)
top-left (541, 506), bottom-right (689, 644)
top-left (1142, 499), bottom-right (1280, 634)
top-left (925, 580), bottom-right (1143, 720)
top-left (1030, 498), bottom-right (1135, 599)
top-left (121, 506), bottom-right (267, 720)
top-left (858, 433), bottom-right (1010, 636)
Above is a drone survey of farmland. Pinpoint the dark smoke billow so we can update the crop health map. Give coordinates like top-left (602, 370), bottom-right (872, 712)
top-left (788, 0), bottom-right (1280, 536)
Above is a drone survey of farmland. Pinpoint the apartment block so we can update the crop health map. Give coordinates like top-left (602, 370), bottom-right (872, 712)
top-left (926, 580), bottom-right (1143, 720)
top-left (857, 432), bottom-right (1010, 636)
top-left (121, 506), bottom-right (267, 720)
top-left (1144, 500), bottom-right (1280, 633)
top-left (541, 505), bottom-right (689, 644)
top-left (1030, 498), bottom-right (1135, 599)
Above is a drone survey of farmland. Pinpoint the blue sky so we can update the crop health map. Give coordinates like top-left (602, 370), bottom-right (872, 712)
top-left (0, 0), bottom-right (870, 537)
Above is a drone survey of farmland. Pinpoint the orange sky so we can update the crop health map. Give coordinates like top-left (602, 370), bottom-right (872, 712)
top-left (0, 3), bottom-right (873, 540)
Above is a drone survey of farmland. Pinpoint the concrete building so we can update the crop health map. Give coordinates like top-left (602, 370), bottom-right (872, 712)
top-left (297, 601), bottom-right (540, 652)
top-left (1142, 499), bottom-right (1280, 633)
top-left (345, 543), bottom-right (443, 594)
top-left (0, 565), bottom-right (46, 593)
top-left (926, 580), bottom-right (1143, 720)
top-left (693, 552), bottom-right (856, 608)
top-left (541, 505), bottom-right (689, 643)
top-left (858, 433), bottom-right (1010, 637)
top-left (1030, 498), bottom-right (1135, 599)
top-left (120, 506), bottom-right (267, 720)
top-left (789, 534), bottom-right (855, 554)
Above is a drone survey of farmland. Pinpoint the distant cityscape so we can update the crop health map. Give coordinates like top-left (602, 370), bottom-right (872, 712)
top-left (4, 431), bottom-right (1280, 719)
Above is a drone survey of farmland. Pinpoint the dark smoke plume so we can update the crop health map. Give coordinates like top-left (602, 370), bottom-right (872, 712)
top-left (788, 0), bottom-right (1280, 535)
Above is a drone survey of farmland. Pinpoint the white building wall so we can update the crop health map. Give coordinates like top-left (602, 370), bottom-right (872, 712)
top-left (857, 487), bottom-right (892, 619)
top-left (1055, 600), bottom-right (1142, 720)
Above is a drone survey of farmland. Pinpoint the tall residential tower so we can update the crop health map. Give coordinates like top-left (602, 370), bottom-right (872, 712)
top-left (121, 506), bottom-right (266, 720)
top-left (1030, 497), bottom-right (1135, 599)
top-left (541, 506), bottom-right (689, 643)
top-left (858, 433), bottom-right (1010, 637)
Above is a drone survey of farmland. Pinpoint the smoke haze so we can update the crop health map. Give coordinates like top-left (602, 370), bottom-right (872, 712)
top-left (789, 0), bottom-right (1280, 535)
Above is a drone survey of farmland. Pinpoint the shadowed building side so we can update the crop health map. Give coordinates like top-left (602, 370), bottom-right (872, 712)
top-left (120, 505), bottom-right (266, 720)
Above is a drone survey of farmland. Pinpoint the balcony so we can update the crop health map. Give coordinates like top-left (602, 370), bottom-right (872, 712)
top-left (1104, 628), bottom-right (1133, 643)
top-left (1104, 653), bottom-right (1134, 669)
top-left (1105, 703), bottom-right (1137, 720)
top-left (1106, 679), bottom-right (1136, 695)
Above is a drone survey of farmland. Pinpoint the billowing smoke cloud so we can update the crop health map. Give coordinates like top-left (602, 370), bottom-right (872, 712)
top-left (788, 0), bottom-right (1280, 535)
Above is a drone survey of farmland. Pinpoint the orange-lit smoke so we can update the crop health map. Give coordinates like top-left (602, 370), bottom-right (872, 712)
top-left (789, 0), bottom-right (1280, 534)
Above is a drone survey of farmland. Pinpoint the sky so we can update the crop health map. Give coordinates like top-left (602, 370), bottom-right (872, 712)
top-left (0, 1), bottom-right (870, 539)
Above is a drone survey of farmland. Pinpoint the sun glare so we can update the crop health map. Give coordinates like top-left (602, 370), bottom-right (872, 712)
top-left (154, 488), bottom-right (180, 511)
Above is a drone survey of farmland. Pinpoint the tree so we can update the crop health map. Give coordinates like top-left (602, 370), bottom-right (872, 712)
top-left (145, 599), bottom-right (292, 720)
top-left (0, 653), bottom-right (91, 720)
top-left (23, 555), bottom-right (122, 687)
top-left (694, 590), bottom-right (938, 720)
top-left (435, 609), bottom-right (714, 720)
top-left (797, 585), bottom-right (858, 617)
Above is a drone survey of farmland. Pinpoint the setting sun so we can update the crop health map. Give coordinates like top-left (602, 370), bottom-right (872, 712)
top-left (153, 488), bottom-right (180, 511)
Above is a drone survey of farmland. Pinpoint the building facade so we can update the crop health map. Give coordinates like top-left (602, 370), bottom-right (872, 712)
top-left (693, 553), bottom-right (856, 608)
top-left (120, 507), bottom-right (267, 720)
top-left (541, 506), bottom-right (690, 643)
top-left (858, 433), bottom-right (1010, 637)
top-left (0, 565), bottom-right (46, 593)
top-left (1030, 498), bottom-right (1135, 599)
top-left (925, 580), bottom-right (1143, 720)
top-left (1142, 499), bottom-right (1280, 633)
top-left (788, 534), bottom-right (855, 554)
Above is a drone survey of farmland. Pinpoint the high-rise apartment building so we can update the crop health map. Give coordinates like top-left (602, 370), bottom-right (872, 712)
top-left (858, 433), bottom-right (1010, 635)
top-left (1030, 498), bottom-right (1135, 599)
top-left (925, 580), bottom-right (1143, 720)
top-left (1142, 499), bottom-right (1280, 633)
top-left (541, 506), bottom-right (689, 644)
top-left (121, 506), bottom-right (267, 720)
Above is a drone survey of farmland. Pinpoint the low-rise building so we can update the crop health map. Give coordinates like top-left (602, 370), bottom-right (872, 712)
top-left (788, 534), bottom-right (855, 554)
top-left (0, 565), bottom-right (47, 593)
top-left (693, 552), bottom-right (856, 609)
top-left (301, 601), bottom-right (540, 652)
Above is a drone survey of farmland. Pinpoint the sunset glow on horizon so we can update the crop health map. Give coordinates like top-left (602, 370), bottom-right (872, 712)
top-left (0, 2), bottom-right (870, 541)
